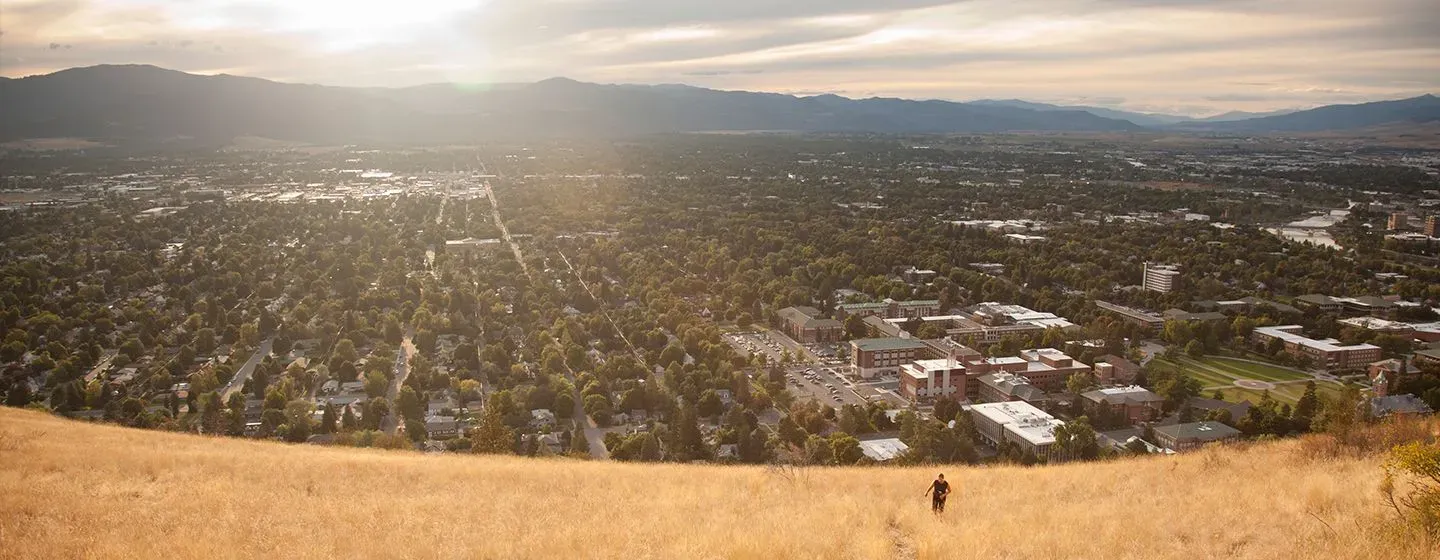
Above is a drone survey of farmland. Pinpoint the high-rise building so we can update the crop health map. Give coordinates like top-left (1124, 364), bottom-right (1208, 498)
top-left (1388, 212), bottom-right (1410, 231)
top-left (1425, 215), bottom-right (1438, 238)
top-left (1143, 263), bottom-right (1180, 293)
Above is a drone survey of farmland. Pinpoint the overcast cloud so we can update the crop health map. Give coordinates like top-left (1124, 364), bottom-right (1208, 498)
top-left (1, 0), bottom-right (1436, 116)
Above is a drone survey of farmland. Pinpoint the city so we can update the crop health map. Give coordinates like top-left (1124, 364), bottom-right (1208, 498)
top-left (3, 135), bottom-right (1436, 466)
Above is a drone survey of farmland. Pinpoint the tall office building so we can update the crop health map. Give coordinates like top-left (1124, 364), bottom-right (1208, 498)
top-left (1143, 263), bottom-right (1180, 293)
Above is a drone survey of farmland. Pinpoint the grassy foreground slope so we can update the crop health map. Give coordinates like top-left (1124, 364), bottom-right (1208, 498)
top-left (0, 408), bottom-right (1429, 560)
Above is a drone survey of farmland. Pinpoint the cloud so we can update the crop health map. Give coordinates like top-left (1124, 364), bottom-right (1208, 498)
top-left (0, 0), bottom-right (1436, 115)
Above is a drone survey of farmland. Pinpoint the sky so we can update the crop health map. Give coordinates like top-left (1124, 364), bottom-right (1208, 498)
top-left (2, 0), bottom-right (1437, 117)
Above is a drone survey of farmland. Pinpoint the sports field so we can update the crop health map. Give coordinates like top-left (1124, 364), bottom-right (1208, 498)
top-left (1212, 381), bottom-right (1345, 406)
top-left (1151, 356), bottom-right (1342, 405)
top-left (1155, 356), bottom-right (1313, 387)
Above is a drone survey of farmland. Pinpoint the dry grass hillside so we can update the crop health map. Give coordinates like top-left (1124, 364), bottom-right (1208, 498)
top-left (1, 407), bottom-right (1434, 560)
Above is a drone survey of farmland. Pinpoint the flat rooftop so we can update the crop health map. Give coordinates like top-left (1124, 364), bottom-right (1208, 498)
top-left (1255, 325), bottom-right (1380, 353)
top-left (966, 401), bottom-right (1063, 446)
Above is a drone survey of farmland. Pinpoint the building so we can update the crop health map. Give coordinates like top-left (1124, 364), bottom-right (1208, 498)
top-left (1293, 294), bottom-right (1343, 314)
top-left (1334, 296), bottom-right (1398, 319)
top-left (777, 306), bottom-right (844, 343)
top-left (1252, 325), bottom-right (1382, 372)
top-left (1152, 421), bottom-right (1241, 451)
top-left (852, 337), bottom-right (934, 379)
top-left (858, 438), bottom-right (910, 462)
top-left (1093, 355), bottom-right (1141, 384)
top-left (424, 415), bottom-right (460, 439)
top-left (1371, 394), bottom-right (1433, 418)
top-left (1211, 296), bottom-right (1301, 316)
top-left (445, 237), bottom-right (503, 253)
top-left (1426, 215), bottom-right (1439, 238)
top-left (1388, 212), bottom-right (1410, 231)
top-left (963, 401), bottom-right (1064, 459)
top-left (1013, 348), bottom-right (1093, 393)
top-left (977, 372), bottom-right (1049, 406)
top-left (901, 268), bottom-right (937, 284)
top-left (861, 315), bottom-right (904, 338)
top-left (898, 359), bottom-right (968, 400)
top-left (1415, 348), bottom-right (1440, 369)
top-left (1003, 233), bottom-right (1047, 244)
top-left (1339, 317), bottom-right (1415, 337)
top-left (835, 299), bottom-right (941, 320)
top-left (1081, 386), bottom-right (1164, 423)
top-left (1368, 359), bottom-right (1416, 397)
top-left (1095, 300), bottom-right (1166, 332)
top-left (1143, 263), bottom-right (1180, 293)
top-left (909, 302), bottom-right (1077, 345)
top-left (1162, 309), bottom-right (1229, 324)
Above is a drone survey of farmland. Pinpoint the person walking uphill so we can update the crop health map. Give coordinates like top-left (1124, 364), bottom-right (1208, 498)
top-left (925, 473), bottom-right (951, 513)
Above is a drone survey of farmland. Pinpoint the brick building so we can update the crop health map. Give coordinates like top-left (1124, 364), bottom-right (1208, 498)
top-left (1252, 325), bottom-right (1382, 372)
top-left (852, 337), bottom-right (934, 379)
top-left (776, 306), bottom-right (843, 344)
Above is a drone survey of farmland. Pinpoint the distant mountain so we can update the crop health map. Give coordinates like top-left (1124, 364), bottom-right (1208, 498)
top-left (0, 65), bottom-right (1140, 144)
top-left (1194, 109), bottom-right (1296, 122)
top-left (968, 99), bottom-right (1191, 127)
top-left (1173, 95), bottom-right (1440, 132)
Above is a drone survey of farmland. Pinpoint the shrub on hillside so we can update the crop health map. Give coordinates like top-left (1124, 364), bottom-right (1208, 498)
top-left (1382, 441), bottom-right (1440, 540)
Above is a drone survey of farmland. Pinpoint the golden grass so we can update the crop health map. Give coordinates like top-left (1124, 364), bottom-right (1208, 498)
top-left (0, 408), bottom-right (1434, 560)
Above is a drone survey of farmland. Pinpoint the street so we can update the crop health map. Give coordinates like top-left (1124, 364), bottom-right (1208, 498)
top-left (220, 337), bottom-right (274, 400)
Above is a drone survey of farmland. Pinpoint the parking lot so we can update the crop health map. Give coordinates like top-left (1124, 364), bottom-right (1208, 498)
top-left (726, 330), bottom-right (909, 409)
top-left (725, 330), bottom-right (806, 365)
top-left (782, 364), bottom-right (871, 408)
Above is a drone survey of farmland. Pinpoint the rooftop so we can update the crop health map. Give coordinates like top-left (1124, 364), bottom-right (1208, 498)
top-left (852, 337), bottom-right (930, 352)
top-left (1254, 325), bottom-right (1380, 353)
top-left (858, 438), bottom-right (910, 462)
top-left (965, 401), bottom-right (1064, 446)
top-left (1082, 385), bottom-right (1164, 405)
top-left (1153, 421), bottom-right (1241, 442)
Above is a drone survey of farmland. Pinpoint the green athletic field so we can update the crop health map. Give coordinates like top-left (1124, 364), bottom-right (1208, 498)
top-left (1154, 356), bottom-right (1313, 387)
top-left (1213, 381), bottom-right (1342, 405)
top-left (1153, 356), bottom-right (1336, 405)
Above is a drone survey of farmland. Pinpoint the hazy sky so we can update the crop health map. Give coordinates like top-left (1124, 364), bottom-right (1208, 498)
top-left (2, 0), bottom-right (1437, 116)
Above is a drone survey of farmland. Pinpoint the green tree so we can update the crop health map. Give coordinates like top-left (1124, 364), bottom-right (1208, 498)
top-left (364, 370), bottom-right (389, 399)
top-left (397, 386), bottom-right (423, 421)
top-left (470, 409), bottom-right (514, 454)
top-left (341, 405), bottom-right (358, 432)
top-left (283, 400), bottom-right (313, 442)
top-left (1184, 339), bottom-right (1204, 358)
top-left (777, 416), bottom-right (806, 447)
top-left (405, 418), bottom-right (427, 443)
top-left (804, 434), bottom-right (834, 465)
top-left (1053, 416), bottom-right (1100, 461)
top-left (829, 433), bottom-right (864, 465)
top-left (554, 392), bottom-right (575, 418)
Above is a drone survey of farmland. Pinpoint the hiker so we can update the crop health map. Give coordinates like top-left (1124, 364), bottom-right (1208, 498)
top-left (924, 473), bottom-right (951, 513)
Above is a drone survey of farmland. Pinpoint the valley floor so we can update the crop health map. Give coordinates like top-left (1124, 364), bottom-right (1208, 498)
top-left (0, 408), bottom-right (1431, 559)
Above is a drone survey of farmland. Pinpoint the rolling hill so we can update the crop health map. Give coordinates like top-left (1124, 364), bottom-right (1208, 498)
top-left (1175, 95), bottom-right (1440, 132)
top-left (0, 65), bottom-right (1139, 144)
top-left (0, 407), bottom-right (1429, 559)
top-left (968, 99), bottom-right (1194, 127)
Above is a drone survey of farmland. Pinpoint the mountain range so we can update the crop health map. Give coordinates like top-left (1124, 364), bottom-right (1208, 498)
top-left (967, 99), bottom-right (1297, 127)
top-left (1, 65), bottom-right (1437, 144)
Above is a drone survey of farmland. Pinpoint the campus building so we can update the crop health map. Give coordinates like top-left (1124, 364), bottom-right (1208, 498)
top-left (896, 347), bottom-right (1093, 402)
top-left (1251, 325), bottom-right (1382, 372)
top-left (898, 359), bottom-right (968, 400)
top-left (1143, 263), bottom-right (1180, 293)
top-left (977, 372), bottom-right (1049, 406)
top-left (835, 298), bottom-right (941, 320)
top-left (887, 302), bottom-right (1079, 346)
top-left (1152, 421), bottom-right (1241, 452)
top-left (851, 337), bottom-right (934, 379)
top-left (1080, 386), bottom-right (1164, 423)
top-left (776, 306), bottom-right (843, 344)
top-left (963, 401), bottom-right (1065, 459)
